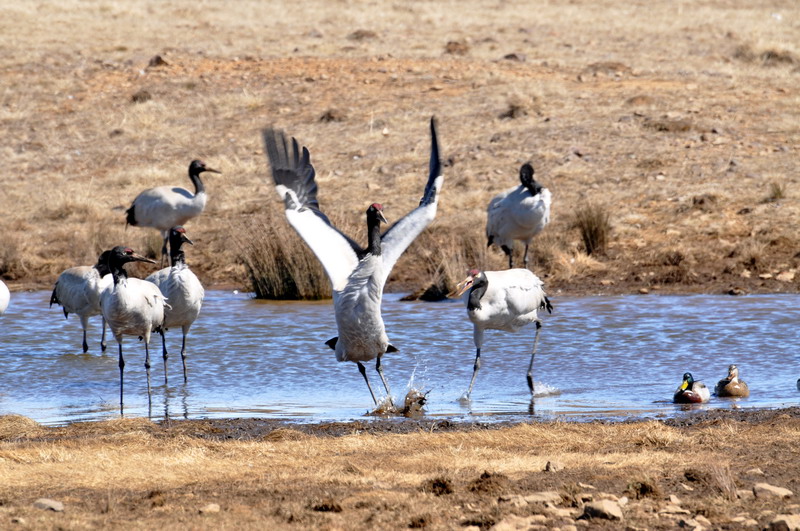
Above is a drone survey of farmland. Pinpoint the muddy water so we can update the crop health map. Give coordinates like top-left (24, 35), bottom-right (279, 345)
top-left (0, 291), bottom-right (797, 425)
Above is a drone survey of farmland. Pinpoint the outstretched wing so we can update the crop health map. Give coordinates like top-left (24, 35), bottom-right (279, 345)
top-left (379, 117), bottom-right (444, 284)
top-left (262, 128), bottom-right (362, 291)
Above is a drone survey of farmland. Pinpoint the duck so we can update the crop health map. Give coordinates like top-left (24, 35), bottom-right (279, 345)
top-left (673, 372), bottom-right (710, 403)
top-left (715, 364), bottom-right (750, 398)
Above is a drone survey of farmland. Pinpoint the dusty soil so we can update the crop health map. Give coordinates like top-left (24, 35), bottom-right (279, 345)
top-left (1, 0), bottom-right (799, 297)
top-left (2, 408), bottom-right (800, 530)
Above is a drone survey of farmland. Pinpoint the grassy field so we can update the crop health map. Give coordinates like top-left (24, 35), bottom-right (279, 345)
top-left (1, 0), bottom-right (798, 296)
top-left (1, 410), bottom-right (800, 529)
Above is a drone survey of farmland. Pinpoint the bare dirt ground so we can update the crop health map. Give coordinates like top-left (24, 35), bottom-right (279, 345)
top-left (1, 0), bottom-right (799, 297)
top-left (2, 1), bottom-right (800, 529)
top-left (2, 409), bottom-right (800, 530)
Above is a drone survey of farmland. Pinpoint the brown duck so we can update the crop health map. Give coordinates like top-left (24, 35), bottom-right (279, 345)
top-left (715, 364), bottom-right (750, 398)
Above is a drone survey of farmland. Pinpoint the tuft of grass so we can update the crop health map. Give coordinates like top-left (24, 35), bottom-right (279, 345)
top-left (235, 208), bottom-right (331, 300)
top-left (573, 202), bottom-right (611, 256)
top-left (762, 181), bottom-right (786, 203)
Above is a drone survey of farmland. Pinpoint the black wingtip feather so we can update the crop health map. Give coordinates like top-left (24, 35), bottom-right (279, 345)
top-left (420, 116), bottom-right (442, 206)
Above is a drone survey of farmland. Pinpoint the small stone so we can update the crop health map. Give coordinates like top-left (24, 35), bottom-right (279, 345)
top-left (669, 494), bottom-right (682, 505)
top-left (746, 467), bottom-right (765, 476)
top-left (545, 460), bottom-right (564, 472)
top-left (660, 503), bottom-right (690, 515)
top-left (737, 489), bottom-right (755, 500)
top-left (776, 271), bottom-right (795, 282)
top-left (33, 498), bottom-right (64, 512)
top-left (582, 499), bottom-right (623, 521)
top-left (11, 517), bottom-right (26, 525)
top-left (618, 496), bottom-right (629, 506)
top-left (491, 514), bottom-right (547, 530)
top-left (498, 494), bottom-right (528, 508)
top-left (769, 514), bottom-right (800, 531)
top-left (694, 515), bottom-right (712, 527)
top-left (199, 503), bottom-right (220, 514)
top-left (544, 506), bottom-right (579, 519)
top-left (638, 288), bottom-right (649, 294)
top-left (524, 491), bottom-right (562, 504)
top-left (759, 273), bottom-right (773, 279)
top-left (680, 483), bottom-right (695, 492)
top-left (754, 483), bottom-right (793, 499)
top-left (578, 482), bottom-right (596, 490)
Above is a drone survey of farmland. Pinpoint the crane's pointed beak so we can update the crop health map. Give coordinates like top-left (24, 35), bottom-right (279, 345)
top-left (181, 234), bottom-right (194, 246)
top-left (131, 253), bottom-right (157, 264)
top-left (204, 167), bottom-right (221, 174)
top-left (377, 210), bottom-right (388, 224)
top-left (447, 275), bottom-right (475, 298)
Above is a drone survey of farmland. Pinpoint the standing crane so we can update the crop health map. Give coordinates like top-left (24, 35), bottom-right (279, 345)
top-left (486, 163), bottom-right (551, 268)
top-left (146, 226), bottom-right (204, 383)
top-left (125, 160), bottom-right (220, 265)
top-left (450, 268), bottom-right (553, 401)
top-left (50, 250), bottom-right (113, 352)
top-left (99, 246), bottom-right (166, 412)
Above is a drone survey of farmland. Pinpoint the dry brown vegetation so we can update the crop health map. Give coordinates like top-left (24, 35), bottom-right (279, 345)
top-left (1, 0), bottom-right (799, 297)
top-left (2, 410), bottom-right (800, 529)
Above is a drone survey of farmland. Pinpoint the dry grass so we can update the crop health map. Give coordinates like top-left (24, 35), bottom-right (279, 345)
top-left (1, 413), bottom-right (799, 528)
top-left (573, 202), bottom-right (611, 256)
top-left (0, 0), bottom-right (798, 295)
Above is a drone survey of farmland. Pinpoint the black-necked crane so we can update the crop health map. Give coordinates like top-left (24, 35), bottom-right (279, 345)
top-left (486, 163), bottom-right (551, 269)
top-left (145, 226), bottom-right (204, 383)
top-left (0, 279), bottom-right (8, 315)
top-left (125, 160), bottom-right (220, 265)
top-left (450, 268), bottom-right (553, 401)
top-left (262, 117), bottom-right (443, 406)
top-left (50, 250), bottom-right (113, 352)
top-left (99, 246), bottom-right (166, 412)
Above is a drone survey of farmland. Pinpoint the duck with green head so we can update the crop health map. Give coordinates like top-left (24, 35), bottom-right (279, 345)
top-left (673, 372), bottom-right (710, 404)
top-left (715, 364), bottom-right (750, 398)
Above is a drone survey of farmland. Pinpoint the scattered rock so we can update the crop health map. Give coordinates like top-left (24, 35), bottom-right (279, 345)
top-left (582, 499), bottom-right (623, 521)
top-left (694, 514), bottom-right (713, 527)
top-left (737, 489), bottom-right (755, 500)
top-left (498, 494), bottom-right (528, 508)
top-left (348, 29), bottom-right (378, 41)
top-left (578, 482), bottom-right (596, 490)
top-left (147, 55), bottom-right (168, 68)
top-left (11, 517), bottom-right (26, 525)
top-left (776, 271), bottom-right (796, 282)
top-left (319, 109), bottom-right (347, 122)
top-left (199, 503), bottom-right (220, 514)
top-left (545, 460), bottom-right (564, 472)
top-left (502, 53), bottom-right (526, 62)
top-left (33, 498), bottom-right (64, 512)
top-left (468, 471), bottom-right (510, 494)
top-left (422, 476), bottom-right (453, 496)
top-left (754, 483), bottom-right (793, 499)
top-left (312, 498), bottom-right (343, 512)
top-left (523, 491), bottom-right (562, 504)
top-left (445, 40), bottom-right (469, 55)
top-left (660, 503), bottom-right (689, 515)
top-left (131, 90), bottom-right (152, 103)
top-left (769, 514), bottom-right (800, 531)
top-left (669, 494), bottom-right (682, 505)
top-left (490, 514), bottom-right (547, 530)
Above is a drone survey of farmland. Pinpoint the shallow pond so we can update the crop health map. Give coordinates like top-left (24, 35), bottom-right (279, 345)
top-left (0, 290), bottom-right (798, 425)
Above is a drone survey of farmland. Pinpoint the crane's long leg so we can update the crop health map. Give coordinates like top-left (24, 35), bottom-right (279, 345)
top-left (357, 362), bottom-right (378, 405)
top-left (118, 342), bottom-right (125, 414)
top-left (526, 321), bottom-right (542, 396)
top-left (160, 329), bottom-right (169, 385)
top-left (502, 245), bottom-right (514, 269)
top-left (180, 332), bottom-right (189, 383)
top-left (523, 243), bottom-right (530, 269)
top-left (375, 356), bottom-right (393, 401)
top-left (465, 348), bottom-right (482, 399)
top-left (82, 330), bottom-right (89, 353)
top-left (100, 318), bottom-right (107, 352)
top-left (144, 341), bottom-right (152, 408)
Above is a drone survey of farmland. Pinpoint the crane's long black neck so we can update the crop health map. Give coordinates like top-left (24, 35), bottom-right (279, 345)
top-left (467, 276), bottom-right (488, 311)
top-left (171, 250), bottom-right (186, 266)
top-left (189, 168), bottom-right (205, 195)
top-left (367, 211), bottom-right (383, 256)
top-left (109, 263), bottom-right (128, 286)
